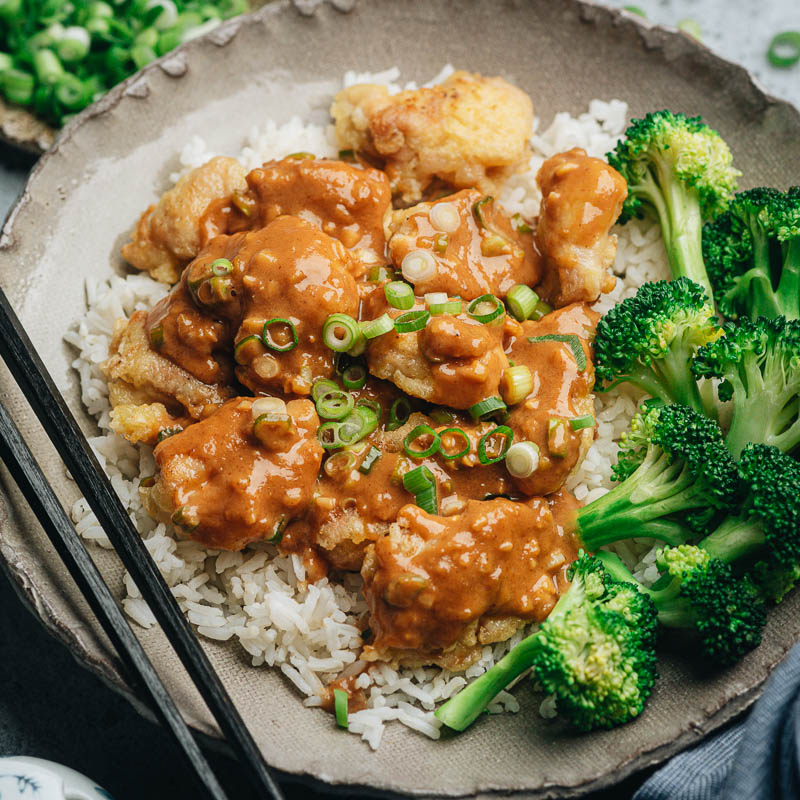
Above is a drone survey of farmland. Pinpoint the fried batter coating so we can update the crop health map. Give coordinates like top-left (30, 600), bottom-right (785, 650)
top-left (387, 189), bottom-right (541, 300)
top-left (143, 398), bottom-right (323, 551)
top-left (122, 156), bottom-right (247, 283)
top-left (331, 71), bottom-right (533, 205)
top-left (535, 148), bottom-right (628, 306)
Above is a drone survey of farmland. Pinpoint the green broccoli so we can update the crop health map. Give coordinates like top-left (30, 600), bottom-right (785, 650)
top-left (435, 552), bottom-right (658, 733)
top-left (598, 547), bottom-right (765, 667)
top-left (607, 110), bottom-right (740, 303)
top-left (593, 278), bottom-right (721, 415)
top-left (575, 403), bottom-right (739, 549)
top-left (702, 187), bottom-right (800, 321)
top-left (691, 316), bottom-right (800, 456)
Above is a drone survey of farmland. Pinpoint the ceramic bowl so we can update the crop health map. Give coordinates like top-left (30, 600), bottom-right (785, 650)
top-left (0, 757), bottom-right (112, 800)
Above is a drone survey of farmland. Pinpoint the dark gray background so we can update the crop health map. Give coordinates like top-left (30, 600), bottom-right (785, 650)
top-left (0, 2), bottom-right (798, 797)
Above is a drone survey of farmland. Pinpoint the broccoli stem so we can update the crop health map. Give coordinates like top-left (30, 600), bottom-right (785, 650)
top-left (776, 238), bottom-right (800, 320)
top-left (434, 632), bottom-right (542, 731)
top-left (701, 515), bottom-right (764, 563)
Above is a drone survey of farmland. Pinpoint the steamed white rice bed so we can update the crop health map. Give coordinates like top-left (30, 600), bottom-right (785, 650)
top-left (66, 67), bottom-right (670, 750)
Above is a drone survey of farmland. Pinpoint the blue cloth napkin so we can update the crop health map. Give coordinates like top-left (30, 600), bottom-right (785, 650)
top-left (635, 642), bottom-right (800, 799)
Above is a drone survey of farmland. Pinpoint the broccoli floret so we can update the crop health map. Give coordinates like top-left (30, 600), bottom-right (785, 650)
top-left (751, 559), bottom-right (800, 604)
top-left (594, 278), bottom-right (721, 415)
top-left (692, 316), bottom-right (800, 456)
top-left (702, 187), bottom-right (800, 321)
top-left (701, 443), bottom-right (800, 573)
top-left (607, 110), bottom-right (740, 303)
top-left (575, 403), bottom-right (739, 549)
top-left (435, 552), bottom-right (658, 733)
top-left (598, 547), bottom-right (765, 667)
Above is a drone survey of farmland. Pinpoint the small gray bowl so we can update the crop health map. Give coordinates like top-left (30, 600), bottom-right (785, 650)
top-left (1, 1), bottom-right (799, 797)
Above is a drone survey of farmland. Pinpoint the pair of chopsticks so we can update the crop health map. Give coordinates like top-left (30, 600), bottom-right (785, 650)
top-left (0, 287), bottom-right (285, 800)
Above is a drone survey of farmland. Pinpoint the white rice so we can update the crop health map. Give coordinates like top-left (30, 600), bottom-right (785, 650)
top-left (65, 67), bottom-right (671, 748)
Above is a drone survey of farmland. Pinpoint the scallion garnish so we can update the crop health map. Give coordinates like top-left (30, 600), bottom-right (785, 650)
top-left (466, 294), bottom-right (504, 324)
top-left (358, 445), bottom-right (382, 474)
top-left (403, 424), bottom-right (441, 459)
top-left (414, 484), bottom-right (438, 514)
top-left (506, 284), bottom-right (539, 321)
top-left (312, 378), bottom-right (340, 403)
top-left (500, 365), bottom-right (533, 406)
top-left (529, 299), bottom-right (553, 320)
top-left (472, 196), bottom-right (493, 228)
top-left (429, 409), bottom-right (454, 425)
top-left (368, 265), bottom-right (395, 282)
top-left (429, 201), bottom-right (460, 233)
top-left (468, 396), bottom-right (507, 422)
top-left (439, 427), bottom-right (470, 460)
top-left (323, 313), bottom-right (361, 352)
top-left (334, 688), bottom-right (349, 729)
top-left (429, 299), bottom-right (461, 316)
top-left (570, 414), bottom-right (595, 431)
top-left (315, 388), bottom-right (355, 421)
top-left (385, 280), bottom-right (415, 310)
top-left (433, 233), bottom-right (449, 253)
top-left (156, 427), bottom-right (182, 443)
top-left (356, 398), bottom-right (382, 419)
top-left (767, 31), bottom-right (800, 67)
top-left (511, 213), bottom-right (532, 233)
top-left (286, 151), bottom-right (315, 160)
top-left (148, 323), bottom-right (164, 349)
top-left (401, 249), bottom-right (437, 283)
top-left (478, 425), bottom-right (514, 465)
top-left (360, 313), bottom-right (394, 339)
top-left (261, 317), bottom-right (298, 352)
top-left (505, 441), bottom-right (540, 478)
top-left (402, 464), bottom-right (435, 495)
top-left (394, 309), bottom-right (430, 333)
top-left (253, 412), bottom-right (294, 448)
top-left (527, 333), bottom-right (587, 371)
top-left (548, 417), bottom-right (569, 457)
top-left (268, 515), bottom-right (287, 544)
top-left (387, 397), bottom-right (412, 431)
top-left (341, 364), bottom-right (367, 391)
top-left (211, 257), bottom-right (233, 276)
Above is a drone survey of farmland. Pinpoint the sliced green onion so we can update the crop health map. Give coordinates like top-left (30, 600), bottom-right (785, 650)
top-left (472, 196), bottom-right (493, 228)
top-left (156, 427), bottom-right (182, 443)
top-left (234, 334), bottom-right (263, 365)
top-left (342, 364), bottom-right (367, 391)
top-left (0, 52), bottom-right (13, 72)
top-left (500, 365), bottom-right (533, 406)
top-left (368, 265), bottom-right (395, 282)
top-left (429, 201), bottom-right (461, 233)
top-left (316, 388), bottom-right (355, 421)
top-left (431, 299), bottom-right (461, 316)
top-left (506, 284), bottom-right (539, 321)
top-left (385, 281), bottom-right (415, 310)
top-left (403, 424), bottom-right (441, 459)
top-left (359, 445), bottom-right (382, 474)
top-left (466, 294), bottom-right (504, 324)
top-left (429, 409), bottom-right (454, 425)
top-left (424, 291), bottom-right (447, 307)
top-left (401, 249), bottom-right (437, 283)
top-left (527, 333), bottom-right (586, 371)
top-left (54, 73), bottom-right (90, 110)
top-left (570, 414), bottom-right (595, 431)
top-left (768, 31), bottom-right (800, 67)
top-left (318, 421), bottom-right (348, 449)
top-left (231, 190), bottom-right (256, 217)
top-left (478, 426), bottom-right (514, 465)
top-left (395, 309), bottom-right (430, 333)
top-left (2, 69), bottom-right (35, 105)
top-left (324, 450), bottom-right (356, 479)
top-left (268, 514), bottom-right (287, 544)
top-left (338, 148), bottom-right (356, 162)
top-left (312, 378), bottom-right (340, 402)
top-left (0, 0), bottom-right (22, 21)
top-left (387, 397), bottom-right (412, 431)
top-left (56, 26), bottom-right (91, 62)
top-left (505, 441), bottom-right (540, 478)
top-left (352, 405), bottom-right (379, 441)
top-left (403, 464), bottom-right (435, 494)
top-left (33, 49), bottom-right (63, 86)
top-left (414, 485), bottom-right (438, 514)
top-left (511, 213), bottom-right (532, 233)
top-left (148, 324), bottom-right (164, 349)
top-left (360, 314), bottom-right (393, 340)
top-left (481, 233), bottom-right (513, 257)
top-left (334, 688), bottom-right (348, 729)
top-left (262, 318), bottom-right (298, 352)
top-left (211, 257), bottom-right (233, 276)
top-left (286, 151), bottom-right (315, 160)
top-left (468, 396), bottom-right (507, 422)
top-left (356, 398), bottom-right (382, 419)
top-left (623, 5), bottom-right (646, 16)
top-left (139, 475), bottom-right (156, 488)
top-left (677, 18), bottom-right (702, 40)
top-left (439, 427), bottom-right (470, 460)
top-left (548, 417), bottom-right (569, 457)
top-left (253, 413), bottom-right (293, 447)
top-left (529, 299), bottom-right (553, 320)
top-left (323, 313), bottom-right (360, 352)
top-left (433, 233), bottom-right (449, 253)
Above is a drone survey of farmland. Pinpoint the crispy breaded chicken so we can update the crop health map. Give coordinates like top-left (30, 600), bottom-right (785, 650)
top-left (103, 311), bottom-right (233, 444)
top-left (122, 156), bottom-right (247, 283)
top-left (331, 71), bottom-right (533, 205)
top-left (535, 148), bottom-right (628, 307)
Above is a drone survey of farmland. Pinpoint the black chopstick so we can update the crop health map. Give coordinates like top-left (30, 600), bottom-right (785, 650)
top-left (0, 400), bottom-right (230, 800)
top-left (0, 288), bottom-right (284, 800)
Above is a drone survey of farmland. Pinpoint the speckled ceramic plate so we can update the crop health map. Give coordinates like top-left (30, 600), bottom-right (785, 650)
top-left (1, 1), bottom-right (799, 797)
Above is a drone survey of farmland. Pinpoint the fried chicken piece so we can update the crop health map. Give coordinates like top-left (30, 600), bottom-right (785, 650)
top-left (505, 303), bottom-right (599, 496)
top-left (205, 157), bottom-right (392, 279)
top-left (360, 495), bottom-right (577, 669)
top-left (231, 216), bottom-right (360, 396)
top-left (142, 398), bottom-right (322, 551)
top-left (331, 71), bottom-right (534, 205)
top-left (103, 311), bottom-right (233, 444)
top-left (535, 148), bottom-right (628, 306)
top-left (386, 189), bottom-right (541, 300)
top-left (122, 156), bottom-right (247, 283)
top-left (365, 295), bottom-right (510, 409)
